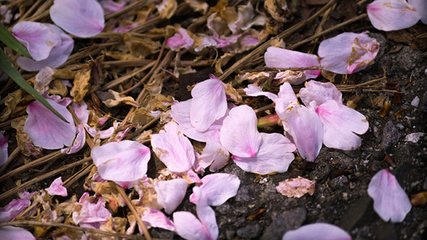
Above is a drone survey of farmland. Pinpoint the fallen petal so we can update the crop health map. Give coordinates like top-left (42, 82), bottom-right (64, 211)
top-left (198, 140), bottom-right (230, 172)
top-left (0, 131), bottom-right (8, 166)
top-left (141, 208), bottom-right (176, 231)
top-left (155, 179), bottom-right (188, 214)
top-left (367, 0), bottom-right (420, 31)
top-left (190, 173), bottom-right (240, 206)
top-left (282, 223), bottom-right (351, 240)
top-left (173, 211), bottom-right (212, 240)
top-left (45, 177), bottom-right (68, 197)
top-left (166, 28), bottom-right (194, 51)
top-left (72, 192), bottom-right (111, 227)
top-left (404, 132), bottom-right (424, 143)
top-left (299, 80), bottom-right (342, 106)
top-left (409, 0), bottom-right (427, 24)
top-left (0, 197), bottom-right (31, 222)
top-left (244, 84), bottom-right (278, 101)
top-left (0, 226), bottom-right (35, 240)
top-left (276, 176), bottom-right (315, 198)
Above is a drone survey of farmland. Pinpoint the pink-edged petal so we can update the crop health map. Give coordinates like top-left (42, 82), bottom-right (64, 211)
top-left (17, 24), bottom-right (74, 72)
top-left (173, 211), bottom-right (212, 240)
top-left (367, 0), bottom-right (420, 31)
top-left (220, 105), bottom-right (262, 158)
top-left (91, 140), bottom-right (151, 182)
top-left (0, 131), bottom-right (8, 166)
top-left (24, 98), bottom-right (76, 149)
top-left (275, 83), bottom-right (299, 120)
top-left (155, 179), bottom-right (188, 214)
top-left (264, 47), bottom-right (320, 79)
top-left (12, 21), bottom-right (61, 61)
top-left (196, 204), bottom-right (218, 240)
top-left (190, 173), bottom-right (240, 206)
top-left (233, 133), bottom-right (296, 175)
top-left (141, 208), bottom-right (175, 231)
top-left (190, 77), bottom-right (227, 131)
top-left (0, 226), bottom-right (35, 240)
top-left (283, 105), bottom-right (323, 162)
top-left (0, 197), bottom-right (31, 222)
top-left (72, 193), bottom-right (111, 226)
top-left (316, 100), bottom-right (369, 150)
top-left (61, 124), bottom-right (86, 154)
top-left (166, 28), bottom-right (194, 51)
top-left (198, 140), bottom-right (230, 172)
top-left (45, 177), bottom-right (68, 197)
top-left (318, 32), bottom-right (379, 74)
top-left (282, 223), bottom-right (351, 240)
top-left (244, 84), bottom-right (278, 101)
top-left (299, 80), bottom-right (343, 106)
top-left (50, 0), bottom-right (105, 38)
top-left (367, 169), bottom-right (412, 222)
top-left (409, 0), bottom-right (427, 23)
top-left (151, 122), bottom-right (195, 173)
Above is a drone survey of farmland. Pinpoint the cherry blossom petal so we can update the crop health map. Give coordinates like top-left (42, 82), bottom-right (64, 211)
top-left (45, 177), bottom-right (68, 197)
top-left (198, 140), bottom-right (230, 172)
top-left (12, 21), bottom-right (61, 61)
top-left (61, 124), bottom-right (86, 154)
top-left (173, 211), bottom-right (212, 240)
top-left (190, 173), bottom-right (240, 206)
top-left (72, 193), bottom-right (111, 227)
top-left (0, 197), bottom-right (31, 222)
top-left (233, 133), bottom-right (296, 174)
top-left (409, 0), bottom-right (427, 23)
top-left (220, 105), bottom-right (262, 158)
top-left (276, 177), bottom-right (315, 198)
top-left (151, 122), bottom-right (195, 173)
top-left (367, 0), bottom-right (419, 31)
top-left (264, 47), bottom-right (320, 79)
top-left (0, 131), bottom-right (8, 166)
top-left (196, 204), bottom-right (218, 240)
top-left (34, 67), bottom-right (55, 94)
top-left (155, 179), bottom-right (188, 214)
top-left (91, 140), bottom-right (151, 182)
top-left (71, 101), bottom-right (89, 124)
top-left (299, 80), bottom-right (343, 106)
top-left (316, 100), bottom-right (369, 150)
top-left (166, 28), bottom-right (194, 51)
top-left (100, 0), bottom-right (128, 14)
top-left (283, 105), bottom-right (323, 162)
top-left (367, 169), bottom-right (412, 222)
top-left (141, 208), bottom-right (175, 231)
top-left (190, 77), bottom-right (227, 131)
top-left (244, 84), bottom-right (278, 101)
top-left (24, 98), bottom-right (76, 150)
top-left (275, 83), bottom-right (299, 120)
top-left (50, 0), bottom-right (105, 38)
top-left (0, 226), bottom-right (35, 240)
top-left (318, 32), bottom-right (379, 74)
top-left (17, 24), bottom-right (74, 72)
top-left (282, 223), bottom-right (351, 240)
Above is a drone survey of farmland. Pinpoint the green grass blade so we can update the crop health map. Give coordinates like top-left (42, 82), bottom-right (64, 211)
top-left (0, 50), bottom-right (69, 123)
top-left (0, 22), bottom-right (31, 57)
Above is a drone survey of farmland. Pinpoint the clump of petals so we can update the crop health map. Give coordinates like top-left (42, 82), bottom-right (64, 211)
top-left (0, 226), bottom-right (35, 240)
top-left (367, 0), bottom-right (420, 31)
top-left (50, 0), bottom-right (105, 38)
top-left (45, 177), bottom-right (68, 197)
top-left (155, 179), bottom-right (188, 214)
top-left (276, 176), bottom-right (315, 198)
top-left (0, 131), bottom-right (8, 166)
top-left (367, 169), bottom-right (412, 222)
top-left (166, 28), bottom-right (194, 51)
top-left (282, 223), bottom-right (351, 240)
top-left (91, 140), bottom-right (151, 183)
top-left (190, 173), bottom-right (240, 206)
top-left (72, 192), bottom-right (111, 228)
top-left (24, 98), bottom-right (76, 150)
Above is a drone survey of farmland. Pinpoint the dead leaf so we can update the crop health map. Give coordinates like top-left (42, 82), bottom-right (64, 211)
top-left (0, 89), bottom-right (22, 122)
top-left (101, 90), bottom-right (139, 108)
top-left (92, 181), bottom-right (125, 213)
top-left (53, 68), bottom-right (76, 79)
top-left (71, 67), bottom-right (91, 102)
top-left (48, 80), bottom-right (68, 97)
top-left (276, 176), bottom-right (315, 198)
top-left (215, 52), bottom-right (234, 75)
top-left (264, 0), bottom-right (289, 23)
top-left (156, 0), bottom-right (177, 19)
top-left (185, 0), bottom-right (209, 14)
top-left (124, 34), bottom-right (161, 57)
top-left (411, 191), bottom-right (427, 206)
top-left (225, 83), bottom-right (242, 103)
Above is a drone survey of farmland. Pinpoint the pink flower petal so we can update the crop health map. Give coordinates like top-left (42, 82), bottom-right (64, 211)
top-left (100, 0), bottom-right (128, 14)
top-left (282, 105), bottom-right (323, 162)
top-left (198, 140), bottom-right (230, 172)
top-left (190, 77), bottom-right (227, 132)
top-left (61, 124), bottom-right (86, 154)
top-left (0, 131), bottom-right (8, 166)
top-left (141, 208), bottom-right (175, 231)
top-left (409, 0), bottom-right (427, 24)
top-left (299, 80), bottom-right (343, 106)
top-left (367, 0), bottom-right (420, 31)
top-left (276, 176), bottom-right (315, 198)
top-left (196, 204), bottom-right (218, 240)
top-left (91, 140), bottom-right (151, 183)
top-left (275, 83), bottom-right (299, 120)
top-left (189, 173), bottom-right (240, 206)
top-left (35, 67), bottom-right (55, 94)
top-left (0, 197), bottom-right (31, 222)
top-left (151, 122), bottom-right (195, 173)
top-left (24, 98), bottom-right (76, 150)
top-left (220, 105), bottom-right (262, 158)
top-left (0, 226), bottom-right (35, 240)
top-left (173, 211), bottom-right (212, 240)
top-left (12, 21), bottom-right (61, 61)
top-left (264, 47), bottom-right (320, 79)
top-left (71, 101), bottom-right (89, 124)
top-left (244, 84), bottom-right (278, 101)
top-left (318, 32), bottom-right (379, 74)
top-left (367, 169), bottom-right (412, 222)
top-left (50, 0), bottom-right (105, 38)
top-left (72, 192), bottom-right (111, 227)
top-left (282, 223), bottom-right (351, 240)
top-left (315, 100), bottom-right (369, 150)
top-left (166, 28), bottom-right (194, 51)
top-left (233, 133), bottom-right (296, 174)
top-left (45, 177), bottom-right (68, 197)
top-left (17, 24), bottom-right (74, 72)
top-left (155, 179), bottom-right (188, 214)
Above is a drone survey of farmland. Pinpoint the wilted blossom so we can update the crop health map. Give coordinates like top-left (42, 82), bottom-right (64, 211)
top-left (0, 193), bottom-right (31, 222)
top-left (155, 179), bottom-right (188, 214)
top-left (24, 98), bottom-right (76, 150)
top-left (367, 169), bottom-right (412, 222)
top-left (50, 0), bottom-right (105, 38)
top-left (0, 131), bottom-right (8, 166)
top-left (166, 28), bottom-right (194, 51)
top-left (367, 0), bottom-right (426, 31)
top-left (72, 192), bottom-right (111, 228)
top-left (91, 140), bottom-right (151, 184)
top-left (0, 226), bottom-right (35, 240)
top-left (12, 22), bottom-right (74, 71)
top-left (45, 177), bottom-right (68, 197)
top-left (318, 32), bottom-right (379, 74)
top-left (282, 223), bottom-right (351, 240)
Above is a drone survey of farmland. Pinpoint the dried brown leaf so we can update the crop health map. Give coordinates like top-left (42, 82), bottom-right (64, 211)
top-left (48, 80), bottom-right (68, 97)
top-left (124, 34), bottom-right (161, 57)
top-left (185, 0), bottom-right (209, 14)
top-left (0, 89), bottom-right (22, 122)
top-left (156, 0), bottom-right (177, 19)
top-left (264, 0), bottom-right (288, 23)
top-left (102, 90), bottom-right (139, 108)
top-left (225, 83), bottom-right (242, 103)
top-left (71, 67), bottom-right (91, 102)
top-left (411, 191), bottom-right (427, 206)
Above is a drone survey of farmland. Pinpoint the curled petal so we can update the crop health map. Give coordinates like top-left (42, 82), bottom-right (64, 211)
top-left (155, 179), bottom-right (188, 214)
top-left (198, 140), bottom-right (230, 172)
top-left (190, 173), bottom-right (240, 206)
top-left (282, 223), bottom-right (351, 240)
top-left (0, 226), bottom-right (35, 240)
top-left (0, 131), bottom-right (8, 166)
top-left (244, 84), bottom-right (278, 101)
top-left (91, 140), bottom-right (151, 183)
top-left (220, 105), bottom-right (262, 158)
top-left (299, 80), bottom-right (342, 106)
top-left (233, 133), bottom-right (296, 175)
top-left (50, 0), bottom-right (105, 38)
top-left (264, 47), bottom-right (320, 79)
top-left (141, 208), bottom-right (175, 231)
top-left (367, 0), bottom-right (420, 31)
top-left (24, 98), bottom-right (76, 150)
top-left (0, 197), bottom-right (31, 222)
top-left (166, 28), bottom-right (194, 51)
top-left (61, 124), bottom-right (86, 154)
top-left (368, 169), bottom-right (412, 222)
top-left (45, 177), bottom-right (68, 197)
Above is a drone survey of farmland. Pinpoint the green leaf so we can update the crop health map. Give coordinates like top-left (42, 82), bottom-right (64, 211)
top-left (0, 22), bottom-right (31, 57)
top-left (0, 50), bottom-right (69, 123)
